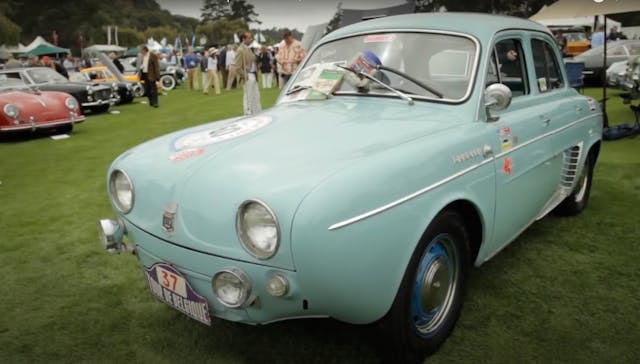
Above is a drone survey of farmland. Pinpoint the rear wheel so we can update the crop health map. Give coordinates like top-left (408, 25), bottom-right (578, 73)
top-left (554, 153), bottom-right (594, 216)
top-left (160, 74), bottom-right (176, 91)
top-left (381, 210), bottom-right (470, 363)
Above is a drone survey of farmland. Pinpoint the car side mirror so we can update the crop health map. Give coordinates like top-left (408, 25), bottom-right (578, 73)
top-left (484, 83), bottom-right (512, 122)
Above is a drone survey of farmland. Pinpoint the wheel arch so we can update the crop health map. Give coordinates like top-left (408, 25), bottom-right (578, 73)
top-left (438, 199), bottom-right (484, 265)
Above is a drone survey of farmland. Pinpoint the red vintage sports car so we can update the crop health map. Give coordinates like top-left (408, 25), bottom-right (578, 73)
top-left (0, 88), bottom-right (85, 135)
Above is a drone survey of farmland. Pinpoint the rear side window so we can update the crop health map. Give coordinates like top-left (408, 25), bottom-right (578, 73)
top-left (531, 39), bottom-right (565, 92)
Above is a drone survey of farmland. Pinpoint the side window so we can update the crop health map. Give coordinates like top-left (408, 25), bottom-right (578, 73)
top-left (531, 39), bottom-right (565, 92)
top-left (487, 39), bottom-right (529, 97)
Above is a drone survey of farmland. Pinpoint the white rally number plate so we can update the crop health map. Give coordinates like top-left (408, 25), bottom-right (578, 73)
top-left (144, 263), bottom-right (212, 326)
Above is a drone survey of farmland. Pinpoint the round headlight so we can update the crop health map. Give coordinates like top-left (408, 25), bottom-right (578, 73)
top-left (236, 200), bottom-right (280, 259)
top-left (212, 268), bottom-right (251, 308)
top-left (3, 104), bottom-right (20, 118)
top-left (64, 97), bottom-right (79, 110)
top-left (108, 169), bottom-right (134, 213)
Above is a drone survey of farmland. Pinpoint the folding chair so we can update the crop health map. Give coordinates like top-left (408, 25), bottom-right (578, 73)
top-left (564, 61), bottom-right (585, 93)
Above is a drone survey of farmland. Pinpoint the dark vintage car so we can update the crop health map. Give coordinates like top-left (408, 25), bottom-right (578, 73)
top-left (69, 70), bottom-right (136, 105)
top-left (0, 67), bottom-right (116, 114)
top-left (0, 84), bottom-right (84, 135)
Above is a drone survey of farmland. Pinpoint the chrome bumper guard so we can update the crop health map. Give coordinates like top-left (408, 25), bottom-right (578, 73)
top-left (98, 218), bottom-right (133, 254)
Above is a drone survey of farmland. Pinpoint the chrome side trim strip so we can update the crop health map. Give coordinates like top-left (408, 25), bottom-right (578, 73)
top-left (494, 113), bottom-right (601, 159)
top-left (328, 157), bottom-right (494, 231)
top-left (328, 113), bottom-right (602, 231)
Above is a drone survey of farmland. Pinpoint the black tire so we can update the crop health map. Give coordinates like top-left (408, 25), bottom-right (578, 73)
top-left (380, 210), bottom-right (470, 363)
top-left (92, 104), bottom-right (110, 114)
top-left (554, 153), bottom-right (594, 216)
top-left (160, 74), bottom-right (176, 91)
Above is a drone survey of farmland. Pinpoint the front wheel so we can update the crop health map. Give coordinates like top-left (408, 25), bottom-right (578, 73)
top-left (381, 210), bottom-right (470, 363)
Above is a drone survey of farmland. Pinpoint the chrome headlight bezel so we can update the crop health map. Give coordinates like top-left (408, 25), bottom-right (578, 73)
top-left (108, 169), bottom-right (135, 214)
top-left (3, 104), bottom-right (20, 118)
top-left (64, 97), bottom-right (79, 110)
top-left (236, 199), bottom-right (280, 260)
top-left (212, 267), bottom-right (252, 308)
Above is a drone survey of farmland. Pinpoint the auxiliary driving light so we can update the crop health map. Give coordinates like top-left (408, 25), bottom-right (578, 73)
top-left (212, 268), bottom-right (251, 308)
top-left (98, 219), bottom-right (126, 253)
top-left (266, 274), bottom-right (289, 297)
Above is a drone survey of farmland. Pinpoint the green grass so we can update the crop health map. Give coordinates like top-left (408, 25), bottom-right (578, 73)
top-left (0, 86), bottom-right (638, 363)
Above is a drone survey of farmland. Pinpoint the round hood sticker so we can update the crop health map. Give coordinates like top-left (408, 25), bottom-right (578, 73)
top-left (173, 115), bottom-right (272, 151)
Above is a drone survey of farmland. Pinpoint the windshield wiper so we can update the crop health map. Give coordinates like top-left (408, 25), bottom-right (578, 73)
top-left (376, 64), bottom-right (443, 99)
top-left (285, 84), bottom-right (311, 95)
top-left (337, 64), bottom-right (414, 105)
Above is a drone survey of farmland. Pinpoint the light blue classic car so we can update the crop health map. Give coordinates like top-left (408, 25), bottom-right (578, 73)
top-left (99, 13), bottom-right (602, 362)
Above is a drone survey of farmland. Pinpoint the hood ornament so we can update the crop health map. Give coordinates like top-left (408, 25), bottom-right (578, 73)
top-left (162, 202), bottom-right (178, 235)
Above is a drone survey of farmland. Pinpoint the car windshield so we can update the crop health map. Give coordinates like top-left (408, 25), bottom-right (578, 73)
top-left (565, 32), bottom-right (587, 42)
top-left (26, 68), bottom-right (69, 84)
top-left (0, 73), bottom-right (28, 88)
top-left (287, 32), bottom-right (478, 102)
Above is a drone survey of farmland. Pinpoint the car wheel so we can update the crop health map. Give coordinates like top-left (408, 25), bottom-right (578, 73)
top-left (381, 210), bottom-right (470, 363)
top-left (554, 153), bottom-right (594, 216)
top-left (132, 83), bottom-right (145, 97)
top-left (160, 75), bottom-right (176, 91)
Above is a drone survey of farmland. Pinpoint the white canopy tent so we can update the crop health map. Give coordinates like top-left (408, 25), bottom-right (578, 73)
top-left (530, 0), bottom-right (640, 124)
top-left (534, 15), bottom-right (620, 33)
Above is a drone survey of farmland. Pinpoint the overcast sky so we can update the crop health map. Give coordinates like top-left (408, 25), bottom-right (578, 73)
top-left (155, 0), bottom-right (408, 31)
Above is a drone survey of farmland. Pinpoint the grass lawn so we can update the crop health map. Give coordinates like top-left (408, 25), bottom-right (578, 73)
top-left (0, 86), bottom-right (638, 363)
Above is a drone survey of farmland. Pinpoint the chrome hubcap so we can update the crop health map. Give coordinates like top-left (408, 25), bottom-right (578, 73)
top-left (412, 234), bottom-right (458, 337)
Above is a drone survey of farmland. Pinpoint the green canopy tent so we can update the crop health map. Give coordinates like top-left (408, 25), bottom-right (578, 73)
top-left (20, 44), bottom-right (70, 58)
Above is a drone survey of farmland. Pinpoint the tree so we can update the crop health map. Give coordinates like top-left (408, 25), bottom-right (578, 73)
top-left (414, 0), bottom-right (555, 17)
top-left (201, 0), bottom-right (232, 23)
top-left (201, 0), bottom-right (260, 24)
top-left (229, 0), bottom-right (261, 24)
top-left (145, 26), bottom-right (179, 45)
top-left (0, 14), bottom-right (20, 45)
top-left (324, 2), bottom-right (343, 35)
top-left (196, 18), bottom-right (247, 46)
top-left (117, 27), bottom-right (146, 48)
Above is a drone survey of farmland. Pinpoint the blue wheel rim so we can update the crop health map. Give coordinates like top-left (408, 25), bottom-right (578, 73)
top-left (411, 233), bottom-right (459, 338)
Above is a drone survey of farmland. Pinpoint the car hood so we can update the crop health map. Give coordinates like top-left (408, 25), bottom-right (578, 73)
top-left (1, 90), bottom-right (70, 120)
top-left (116, 98), bottom-right (465, 268)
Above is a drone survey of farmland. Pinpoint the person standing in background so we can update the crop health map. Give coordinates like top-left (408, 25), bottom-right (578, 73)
top-left (206, 48), bottom-right (221, 95)
top-left (257, 46), bottom-right (273, 88)
top-left (226, 44), bottom-right (238, 90)
top-left (183, 46), bottom-right (200, 90)
top-left (234, 32), bottom-right (261, 115)
top-left (200, 49), bottom-right (209, 94)
top-left (591, 25), bottom-right (605, 48)
top-left (217, 45), bottom-right (228, 89)
top-left (276, 30), bottom-right (305, 85)
top-left (140, 46), bottom-right (160, 108)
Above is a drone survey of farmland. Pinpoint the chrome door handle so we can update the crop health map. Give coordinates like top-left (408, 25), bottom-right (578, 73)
top-left (576, 106), bottom-right (583, 112)
top-left (542, 117), bottom-right (551, 126)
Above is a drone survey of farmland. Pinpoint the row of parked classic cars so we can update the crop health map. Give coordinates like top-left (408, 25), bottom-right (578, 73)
top-left (0, 57), bottom-right (186, 136)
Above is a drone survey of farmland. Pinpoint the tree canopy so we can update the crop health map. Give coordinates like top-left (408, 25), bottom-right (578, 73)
top-left (201, 0), bottom-right (260, 24)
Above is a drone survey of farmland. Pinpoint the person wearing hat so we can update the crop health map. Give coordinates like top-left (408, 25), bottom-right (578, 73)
top-left (204, 47), bottom-right (221, 95)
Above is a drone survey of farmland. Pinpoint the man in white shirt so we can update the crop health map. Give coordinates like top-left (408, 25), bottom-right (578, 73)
top-left (225, 45), bottom-right (238, 90)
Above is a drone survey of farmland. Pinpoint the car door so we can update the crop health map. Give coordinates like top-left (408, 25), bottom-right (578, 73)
top-left (483, 34), bottom-right (559, 258)
top-left (531, 36), bottom-right (596, 214)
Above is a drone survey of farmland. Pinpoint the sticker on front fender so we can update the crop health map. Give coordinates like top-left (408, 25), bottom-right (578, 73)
top-left (144, 263), bottom-right (212, 325)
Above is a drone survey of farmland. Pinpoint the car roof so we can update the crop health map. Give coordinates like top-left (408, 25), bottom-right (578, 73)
top-left (322, 12), bottom-right (550, 43)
